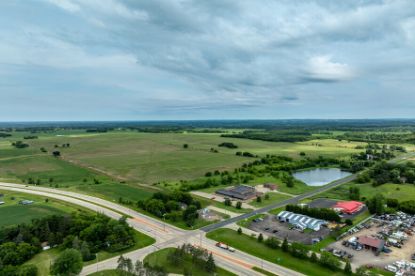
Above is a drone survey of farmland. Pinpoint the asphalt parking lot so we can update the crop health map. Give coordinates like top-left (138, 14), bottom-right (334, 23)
top-left (307, 198), bottom-right (368, 220)
top-left (248, 214), bottom-right (331, 245)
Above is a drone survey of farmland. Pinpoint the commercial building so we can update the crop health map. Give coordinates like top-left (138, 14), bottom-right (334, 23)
top-left (333, 201), bottom-right (364, 214)
top-left (216, 185), bottom-right (258, 200)
top-left (277, 211), bottom-right (327, 231)
top-left (358, 236), bottom-right (384, 254)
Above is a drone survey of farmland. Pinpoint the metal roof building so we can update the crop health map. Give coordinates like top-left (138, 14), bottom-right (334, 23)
top-left (216, 185), bottom-right (257, 200)
top-left (277, 211), bottom-right (327, 231)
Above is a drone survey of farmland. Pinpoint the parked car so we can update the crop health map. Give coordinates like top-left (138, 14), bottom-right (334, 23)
top-left (383, 247), bottom-right (392, 254)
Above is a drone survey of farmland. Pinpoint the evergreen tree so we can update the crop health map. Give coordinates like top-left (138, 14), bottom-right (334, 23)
top-left (344, 260), bottom-right (352, 275)
top-left (257, 233), bottom-right (264, 243)
top-left (282, 237), bottom-right (289, 252)
top-left (80, 241), bottom-right (92, 261)
top-left (237, 227), bottom-right (242, 235)
top-left (310, 252), bottom-right (318, 262)
top-left (205, 253), bottom-right (216, 273)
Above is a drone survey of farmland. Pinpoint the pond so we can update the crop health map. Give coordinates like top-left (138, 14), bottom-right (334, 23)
top-left (292, 168), bottom-right (352, 186)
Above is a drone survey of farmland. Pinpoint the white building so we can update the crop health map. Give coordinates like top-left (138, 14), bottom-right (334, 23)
top-left (277, 211), bottom-right (327, 231)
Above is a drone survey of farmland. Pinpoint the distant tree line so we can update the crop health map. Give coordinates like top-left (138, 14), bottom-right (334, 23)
top-left (23, 136), bottom-right (38, 140)
top-left (0, 132), bottom-right (12, 138)
top-left (221, 130), bottom-right (313, 142)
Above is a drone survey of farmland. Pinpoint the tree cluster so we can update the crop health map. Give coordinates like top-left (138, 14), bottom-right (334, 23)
top-left (361, 161), bottom-right (415, 186)
top-left (0, 213), bottom-right (136, 275)
top-left (348, 186), bottom-right (360, 200)
top-left (137, 191), bottom-right (201, 227)
top-left (117, 255), bottom-right (166, 276)
top-left (11, 141), bottom-right (29, 149)
top-left (286, 204), bottom-right (341, 222)
top-left (259, 236), bottom-right (342, 272)
top-left (167, 244), bottom-right (217, 274)
top-left (218, 142), bottom-right (238, 149)
top-left (23, 136), bottom-right (38, 139)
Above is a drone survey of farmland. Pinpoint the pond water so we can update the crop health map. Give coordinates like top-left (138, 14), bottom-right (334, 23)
top-left (292, 168), bottom-right (352, 186)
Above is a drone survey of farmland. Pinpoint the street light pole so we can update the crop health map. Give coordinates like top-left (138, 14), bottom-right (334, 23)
top-left (96, 253), bottom-right (99, 272)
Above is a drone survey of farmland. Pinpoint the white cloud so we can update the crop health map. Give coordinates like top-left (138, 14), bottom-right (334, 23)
top-left (307, 55), bottom-right (355, 81)
top-left (46, 0), bottom-right (80, 13)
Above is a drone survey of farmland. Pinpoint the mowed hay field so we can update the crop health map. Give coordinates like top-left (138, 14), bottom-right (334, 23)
top-left (0, 190), bottom-right (87, 227)
top-left (2, 131), bottom-right (366, 184)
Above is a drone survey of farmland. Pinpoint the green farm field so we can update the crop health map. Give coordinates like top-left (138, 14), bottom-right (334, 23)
top-left (318, 182), bottom-right (415, 202)
top-left (0, 189), bottom-right (86, 227)
top-left (1, 131), bottom-right (365, 185)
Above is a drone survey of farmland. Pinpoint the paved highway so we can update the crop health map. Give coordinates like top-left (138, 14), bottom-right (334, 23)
top-left (0, 182), bottom-right (303, 276)
top-left (200, 174), bottom-right (357, 232)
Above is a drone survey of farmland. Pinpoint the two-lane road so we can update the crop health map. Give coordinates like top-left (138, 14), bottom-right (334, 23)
top-left (201, 174), bottom-right (357, 232)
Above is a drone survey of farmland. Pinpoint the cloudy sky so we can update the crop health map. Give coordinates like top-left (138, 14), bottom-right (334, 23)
top-left (1, 0), bottom-right (415, 121)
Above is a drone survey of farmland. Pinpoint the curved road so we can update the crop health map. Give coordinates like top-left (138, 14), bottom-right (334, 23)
top-left (0, 182), bottom-right (303, 276)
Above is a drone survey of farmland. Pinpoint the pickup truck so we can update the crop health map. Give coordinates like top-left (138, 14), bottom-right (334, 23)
top-left (216, 242), bottom-right (235, 252)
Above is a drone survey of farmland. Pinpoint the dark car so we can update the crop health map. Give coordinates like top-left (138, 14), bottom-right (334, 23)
top-left (383, 247), bottom-right (392, 253)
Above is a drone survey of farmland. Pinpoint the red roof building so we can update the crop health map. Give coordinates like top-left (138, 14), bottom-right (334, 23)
top-left (358, 236), bottom-right (384, 253)
top-left (333, 201), bottom-right (364, 214)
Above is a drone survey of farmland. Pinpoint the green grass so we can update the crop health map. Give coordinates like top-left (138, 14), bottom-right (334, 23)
top-left (1, 131), bottom-right (364, 185)
top-left (88, 270), bottom-right (133, 276)
top-left (252, 266), bottom-right (279, 276)
top-left (73, 183), bottom-right (154, 203)
top-left (210, 200), bottom-right (252, 213)
top-left (144, 247), bottom-right (236, 276)
top-left (318, 182), bottom-right (415, 202)
top-left (0, 155), bottom-right (108, 187)
top-left (24, 248), bottom-right (60, 276)
top-left (237, 214), bottom-right (267, 228)
top-left (250, 193), bottom-right (293, 208)
top-left (0, 190), bottom-right (87, 227)
top-left (206, 228), bottom-right (348, 276)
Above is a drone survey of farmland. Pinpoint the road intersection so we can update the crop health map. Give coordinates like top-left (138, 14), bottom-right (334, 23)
top-left (0, 182), bottom-right (302, 276)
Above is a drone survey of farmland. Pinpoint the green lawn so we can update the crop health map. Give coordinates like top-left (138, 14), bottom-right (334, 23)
top-left (144, 247), bottom-right (236, 276)
top-left (0, 190), bottom-right (86, 227)
top-left (24, 248), bottom-right (60, 276)
top-left (237, 214), bottom-right (267, 228)
top-left (206, 228), bottom-right (348, 276)
top-left (250, 192), bottom-right (293, 208)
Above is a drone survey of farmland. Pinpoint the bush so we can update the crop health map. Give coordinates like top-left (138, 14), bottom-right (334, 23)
top-left (51, 249), bottom-right (83, 276)
top-left (264, 237), bottom-right (280, 249)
